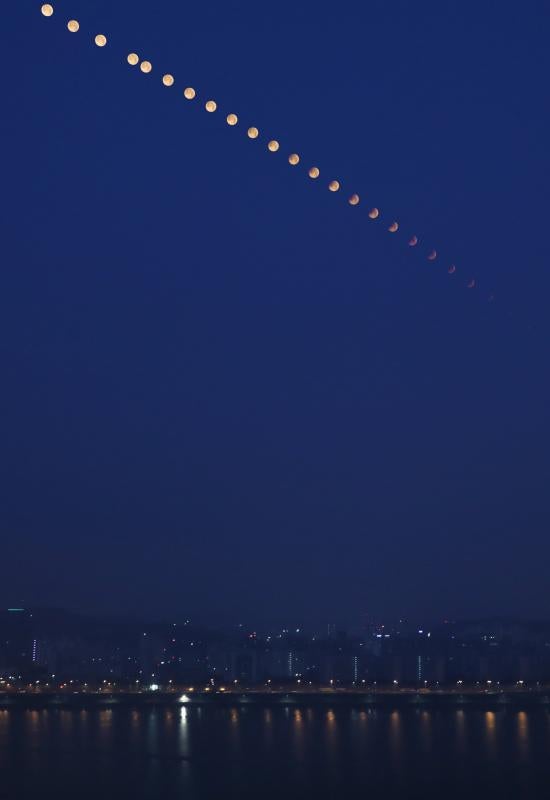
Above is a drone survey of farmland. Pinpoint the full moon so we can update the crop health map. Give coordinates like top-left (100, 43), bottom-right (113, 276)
top-left (247, 127), bottom-right (259, 139)
top-left (162, 74), bottom-right (175, 87)
top-left (267, 140), bottom-right (279, 152)
top-left (205, 100), bottom-right (217, 112)
top-left (94, 34), bottom-right (107, 47)
top-left (127, 53), bottom-right (139, 66)
top-left (41, 4), bottom-right (54, 17)
top-left (226, 113), bottom-right (238, 126)
top-left (328, 180), bottom-right (340, 192)
top-left (67, 20), bottom-right (79, 32)
top-left (368, 208), bottom-right (379, 219)
top-left (288, 154), bottom-right (300, 165)
top-left (184, 87), bottom-right (196, 100)
top-left (308, 167), bottom-right (320, 179)
top-left (140, 61), bottom-right (152, 73)
top-left (348, 194), bottom-right (360, 206)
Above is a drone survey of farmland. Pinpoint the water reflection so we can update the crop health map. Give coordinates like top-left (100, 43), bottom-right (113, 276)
top-left (455, 709), bottom-right (466, 755)
top-left (293, 708), bottom-right (305, 761)
top-left (59, 709), bottom-right (74, 736)
top-left (324, 709), bottom-right (338, 776)
top-left (484, 711), bottom-right (497, 758)
top-left (390, 711), bottom-right (402, 752)
top-left (229, 708), bottom-right (241, 756)
top-left (263, 708), bottom-right (273, 750)
top-left (420, 710), bottom-right (432, 753)
top-left (2, 704), bottom-right (549, 799)
top-left (517, 711), bottom-right (529, 761)
top-left (178, 706), bottom-right (189, 755)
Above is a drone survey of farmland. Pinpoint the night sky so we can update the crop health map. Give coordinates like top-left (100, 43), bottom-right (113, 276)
top-left (1, 0), bottom-right (549, 628)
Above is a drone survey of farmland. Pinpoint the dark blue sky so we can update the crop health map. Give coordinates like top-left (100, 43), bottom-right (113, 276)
top-left (1, 0), bottom-right (549, 627)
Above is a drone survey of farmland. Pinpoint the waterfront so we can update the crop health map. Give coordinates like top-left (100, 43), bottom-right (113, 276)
top-left (1, 705), bottom-right (550, 799)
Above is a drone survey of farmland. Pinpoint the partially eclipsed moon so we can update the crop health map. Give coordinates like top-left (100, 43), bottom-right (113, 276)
top-left (428, 250), bottom-right (437, 261)
top-left (408, 236), bottom-right (418, 246)
top-left (348, 194), bottom-right (360, 206)
top-left (368, 208), bottom-right (379, 219)
top-left (308, 167), bottom-right (320, 179)
top-left (467, 279), bottom-right (476, 289)
top-left (95, 34), bottom-right (107, 47)
top-left (448, 265), bottom-right (456, 274)
top-left (388, 221), bottom-right (399, 233)
top-left (328, 180), bottom-right (340, 192)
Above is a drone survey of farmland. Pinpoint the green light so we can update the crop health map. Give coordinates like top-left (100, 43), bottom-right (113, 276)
top-left (8, 608), bottom-right (25, 612)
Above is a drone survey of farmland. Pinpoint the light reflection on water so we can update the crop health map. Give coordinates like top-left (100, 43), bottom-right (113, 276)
top-left (455, 709), bottom-right (467, 755)
top-left (389, 709), bottom-right (402, 762)
top-left (517, 710), bottom-right (529, 761)
top-left (292, 708), bottom-right (305, 762)
top-left (484, 710), bottom-right (497, 758)
top-left (2, 706), bottom-right (550, 799)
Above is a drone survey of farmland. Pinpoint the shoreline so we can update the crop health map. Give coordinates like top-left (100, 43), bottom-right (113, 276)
top-left (2, 689), bottom-right (550, 710)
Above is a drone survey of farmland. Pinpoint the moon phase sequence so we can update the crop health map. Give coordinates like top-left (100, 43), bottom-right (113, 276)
top-left (39, 3), bottom-right (482, 296)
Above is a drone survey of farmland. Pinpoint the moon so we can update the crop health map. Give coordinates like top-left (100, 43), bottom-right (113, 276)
top-left (140, 61), bottom-right (152, 73)
top-left (162, 74), bottom-right (175, 87)
top-left (427, 249), bottom-right (437, 261)
top-left (448, 265), bottom-right (456, 274)
top-left (94, 34), bottom-right (107, 47)
top-left (368, 208), bottom-right (379, 219)
top-left (408, 235), bottom-right (418, 246)
top-left (348, 194), bottom-right (360, 206)
top-left (308, 167), bottom-right (320, 179)
top-left (205, 100), bottom-right (217, 112)
top-left (388, 221), bottom-right (399, 233)
top-left (328, 180), bottom-right (340, 192)
top-left (288, 154), bottom-right (300, 165)
top-left (67, 20), bottom-right (79, 32)
top-left (41, 4), bottom-right (54, 17)
top-left (226, 113), bottom-right (238, 126)
top-left (127, 53), bottom-right (139, 66)
top-left (267, 140), bottom-right (279, 152)
top-left (467, 279), bottom-right (476, 289)
top-left (184, 87), bottom-right (196, 100)
top-left (247, 127), bottom-right (259, 139)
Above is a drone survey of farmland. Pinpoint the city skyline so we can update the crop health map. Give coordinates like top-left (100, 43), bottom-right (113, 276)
top-left (4, 604), bottom-right (550, 689)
